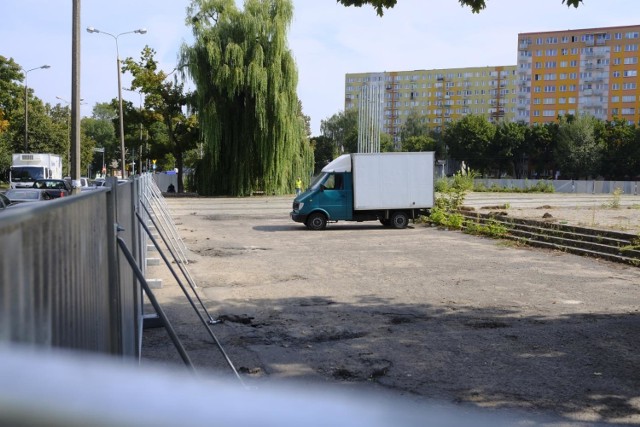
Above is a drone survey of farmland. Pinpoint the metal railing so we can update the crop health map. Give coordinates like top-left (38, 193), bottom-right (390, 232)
top-left (0, 175), bottom-right (152, 356)
top-left (473, 178), bottom-right (640, 195)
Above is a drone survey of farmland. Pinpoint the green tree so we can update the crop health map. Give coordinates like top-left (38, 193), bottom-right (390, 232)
top-left (0, 56), bottom-right (23, 126)
top-left (0, 56), bottom-right (22, 176)
top-left (401, 135), bottom-right (436, 153)
top-left (524, 122), bottom-right (558, 178)
top-left (337, 0), bottom-right (582, 16)
top-left (310, 135), bottom-right (337, 173)
top-left (490, 121), bottom-right (526, 178)
top-left (379, 132), bottom-right (395, 152)
top-left (123, 46), bottom-right (198, 192)
top-left (598, 118), bottom-right (638, 180)
top-left (182, 0), bottom-right (313, 196)
top-left (554, 114), bottom-right (602, 179)
top-left (400, 110), bottom-right (439, 154)
top-left (444, 114), bottom-right (495, 175)
top-left (321, 109), bottom-right (359, 154)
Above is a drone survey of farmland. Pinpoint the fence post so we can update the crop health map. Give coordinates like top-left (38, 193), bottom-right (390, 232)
top-left (105, 178), bottom-right (122, 355)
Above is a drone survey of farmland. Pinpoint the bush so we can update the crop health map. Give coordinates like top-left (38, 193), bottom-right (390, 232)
top-left (463, 218), bottom-right (509, 238)
top-left (472, 179), bottom-right (555, 193)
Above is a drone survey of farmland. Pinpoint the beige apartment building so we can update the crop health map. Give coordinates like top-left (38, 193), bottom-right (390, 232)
top-left (345, 66), bottom-right (518, 143)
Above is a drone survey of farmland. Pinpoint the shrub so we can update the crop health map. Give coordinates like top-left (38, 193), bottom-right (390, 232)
top-left (606, 187), bottom-right (623, 209)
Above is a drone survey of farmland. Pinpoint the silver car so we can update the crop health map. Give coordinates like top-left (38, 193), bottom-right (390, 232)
top-left (4, 188), bottom-right (53, 204)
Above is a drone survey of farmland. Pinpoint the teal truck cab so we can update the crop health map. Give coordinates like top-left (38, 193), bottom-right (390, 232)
top-left (291, 152), bottom-right (434, 230)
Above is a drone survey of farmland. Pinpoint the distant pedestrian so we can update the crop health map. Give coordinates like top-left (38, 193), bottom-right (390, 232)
top-left (295, 177), bottom-right (303, 195)
top-left (167, 183), bottom-right (176, 193)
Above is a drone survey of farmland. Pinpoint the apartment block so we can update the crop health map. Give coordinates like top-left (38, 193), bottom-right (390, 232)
top-left (517, 25), bottom-right (640, 124)
top-left (345, 66), bottom-right (518, 142)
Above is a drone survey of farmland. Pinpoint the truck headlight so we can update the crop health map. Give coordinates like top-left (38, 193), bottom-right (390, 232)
top-left (294, 202), bottom-right (304, 211)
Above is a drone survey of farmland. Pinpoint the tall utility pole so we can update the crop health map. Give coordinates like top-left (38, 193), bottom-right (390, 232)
top-left (357, 83), bottom-right (382, 153)
top-left (70, 0), bottom-right (81, 194)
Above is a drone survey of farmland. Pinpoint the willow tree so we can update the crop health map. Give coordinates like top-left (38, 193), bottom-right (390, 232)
top-left (182, 0), bottom-right (313, 196)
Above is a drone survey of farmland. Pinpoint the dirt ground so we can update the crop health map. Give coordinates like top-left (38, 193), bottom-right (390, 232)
top-left (142, 193), bottom-right (640, 426)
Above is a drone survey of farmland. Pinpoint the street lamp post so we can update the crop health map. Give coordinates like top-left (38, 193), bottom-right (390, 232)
top-left (56, 96), bottom-right (84, 175)
top-left (86, 26), bottom-right (146, 178)
top-left (22, 65), bottom-right (51, 152)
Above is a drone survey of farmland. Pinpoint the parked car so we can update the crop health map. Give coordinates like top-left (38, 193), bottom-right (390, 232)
top-left (4, 188), bottom-right (53, 204)
top-left (33, 179), bottom-right (72, 198)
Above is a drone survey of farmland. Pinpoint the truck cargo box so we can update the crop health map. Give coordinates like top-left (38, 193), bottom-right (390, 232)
top-left (352, 152), bottom-right (434, 210)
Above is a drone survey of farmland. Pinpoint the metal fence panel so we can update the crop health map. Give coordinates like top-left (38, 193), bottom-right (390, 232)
top-left (472, 179), bottom-right (639, 194)
top-left (0, 176), bottom-right (151, 357)
top-left (0, 192), bottom-right (111, 350)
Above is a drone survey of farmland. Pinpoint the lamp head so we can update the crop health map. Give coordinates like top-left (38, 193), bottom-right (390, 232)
top-left (41, 65), bottom-right (51, 69)
top-left (135, 28), bottom-right (147, 34)
top-left (86, 27), bottom-right (99, 33)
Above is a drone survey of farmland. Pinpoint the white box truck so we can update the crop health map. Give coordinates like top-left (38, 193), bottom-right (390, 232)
top-left (9, 153), bottom-right (63, 189)
top-left (291, 152), bottom-right (434, 230)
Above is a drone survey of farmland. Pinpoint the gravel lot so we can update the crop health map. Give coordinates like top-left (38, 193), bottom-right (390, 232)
top-left (143, 194), bottom-right (640, 426)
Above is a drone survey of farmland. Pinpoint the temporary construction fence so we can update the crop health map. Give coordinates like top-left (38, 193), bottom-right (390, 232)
top-left (473, 178), bottom-right (640, 195)
top-left (0, 176), bottom-right (150, 355)
top-left (0, 172), bottom-right (243, 376)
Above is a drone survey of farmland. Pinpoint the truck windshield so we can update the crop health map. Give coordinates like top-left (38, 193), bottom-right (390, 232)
top-left (10, 167), bottom-right (45, 182)
top-left (308, 173), bottom-right (328, 191)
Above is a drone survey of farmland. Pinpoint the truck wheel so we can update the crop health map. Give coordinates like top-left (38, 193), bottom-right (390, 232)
top-left (390, 211), bottom-right (409, 229)
top-left (379, 218), bottom-right (391, 227)
top-left (306, 212), bottom-right (327, 230)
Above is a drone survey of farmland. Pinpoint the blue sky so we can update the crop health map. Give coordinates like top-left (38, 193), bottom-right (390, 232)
top-left (2, 0), bottom-right (640, 136)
